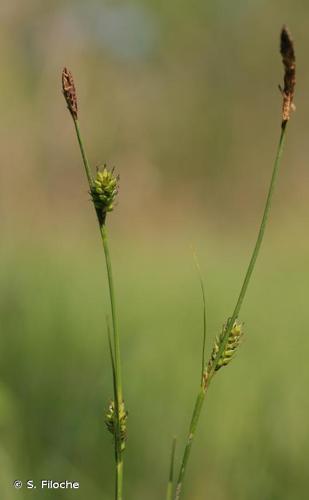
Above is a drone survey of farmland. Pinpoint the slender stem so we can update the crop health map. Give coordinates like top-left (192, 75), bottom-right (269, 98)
top-left (73, 119), bottom-right (94, 187)
top-left (116, 460), bottom-right (124, 500)
top-left (174, 123), bottom-right (288, 500)
top-left (101, 228), bottom-right (123, 500)
top-left (166, 438), bottom-right (177, 500)
top-left (175, 388), bottom-right (205, 500)
top-left (71, 116), bottom-right (124, 500)
top-left (107, 317), bottom-right (123, 500)
top-left (100, 224), bottom-right (123, 405)
top-left (72, 118), bottom-right (123, 403)
top-left (201, 283), bottom-right (206, 384)
top-left (101, 223), bottom-right (123, 500)
top-left (193, 252), bottom-right (207, 384)
top-left (209, 122), bottom-right (287, 380)
top-left (234, 128), bottom-right (286, 310)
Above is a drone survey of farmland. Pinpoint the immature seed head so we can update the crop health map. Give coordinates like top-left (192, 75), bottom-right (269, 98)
top-left (62, 67), bottom-right (78, 120)
top-left (90, 166), bottom-right (119, 225)
top-left (203, 319), bottom-right (244, 387)
top-left (280, 26), bottom-right (296, 125)
top-left (105, 400), bottom-right (128, 451)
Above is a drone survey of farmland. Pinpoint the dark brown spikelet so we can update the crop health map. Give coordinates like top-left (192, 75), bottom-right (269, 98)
top-left (62, 67), bottom-right (78, 120)
top-left (280, 26), bottom-right (296, 125)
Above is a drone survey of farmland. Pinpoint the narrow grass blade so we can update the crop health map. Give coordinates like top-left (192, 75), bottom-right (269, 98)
top-left (192, 249), bottom-right (207, 384)
top-left (106, 315), bottom-right (116, 400)
top-left (166, 437), bottom-right (177, 500)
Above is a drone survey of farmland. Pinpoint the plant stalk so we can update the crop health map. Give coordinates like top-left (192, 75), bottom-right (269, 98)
top-left (174, 388), bottom-right (205, 500)
top-left (101, 224), bottom-right (123, 500)
top-left (166, 438), bottom-right (177, 500)
top-left (73, 119), bottom-right (94, 187)
top-left (209, 122), bottom-right (287, 379)
top-left (100, 224), bottom-right (123, 405)
top-left (174, 122), bottom-right (288, 500)
top-left (116, 460), bottom-right (124, 500)
top-left (72, 117), bottom-right (124, 500)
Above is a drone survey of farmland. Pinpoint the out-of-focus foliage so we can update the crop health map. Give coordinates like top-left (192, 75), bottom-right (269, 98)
top-left (1, 1), bottom-right (309, 498)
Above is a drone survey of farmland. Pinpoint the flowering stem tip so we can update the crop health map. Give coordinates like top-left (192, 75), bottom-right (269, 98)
top-left (280, 26), bottom-right (296, 125)
top-left (62, 67), bottom-right (78, 120)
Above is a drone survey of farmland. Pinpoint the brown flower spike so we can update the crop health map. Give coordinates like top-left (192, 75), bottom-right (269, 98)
top-left (280, 26), bottom-right (296, 125)
top-left (62, 67), bottom-right (78, 120)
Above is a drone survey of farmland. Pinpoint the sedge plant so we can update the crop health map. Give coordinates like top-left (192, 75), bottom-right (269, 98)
top-left (62, 68), bottom-right (127, 500)
top-left (172, 26), bottom-right (296, 500)
top-left (60, 25), bottom-right (295, 500)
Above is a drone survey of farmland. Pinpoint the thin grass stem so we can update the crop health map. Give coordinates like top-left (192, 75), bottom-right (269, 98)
top-left (174, 388), bottom-right (205, 500)
top-left (192, 251), bottom-right (207, 384)
top-left (70, 114), bottom-right (124, 500)
top-left (106, 316), bottom-right (116, 403)
top-left (100, 224), bottom-right (123, 406)
top-left (166, 438), bottom-right (177, 500)
top-left (73, 119), bottom-right (94, 187)
top-left (174, 122), bottom-right (288, 500)
top-left (116, 461), bottom-right (124, 500)
top-left (208, 122), bottom-right (287, 381)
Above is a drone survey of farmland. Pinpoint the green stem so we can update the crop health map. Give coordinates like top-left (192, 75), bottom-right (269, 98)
top-left (116, 460), bottom-right (124, 500)
top-left (106, 318), bottom-right (123, 500)
top-left (174, 122), bottom-right (288, 500)
top-left (71, 116), bottom-right (124, 500)
top-left (174, 388), bottom-right (205, 500)
top-left (166, 438), bottom-right (177, 500)
top-left (100, 224), bottom-right (123, 405)
top-left (101, 223), bottom-right (123, 500)
top-left (73, 119), bottom-right (94, 187)
top-left (209, 122), bottom-right (287, 380)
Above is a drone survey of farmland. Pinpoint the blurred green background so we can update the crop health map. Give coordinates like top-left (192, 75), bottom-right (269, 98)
top-left (1, 1), bottom-right (309, 498)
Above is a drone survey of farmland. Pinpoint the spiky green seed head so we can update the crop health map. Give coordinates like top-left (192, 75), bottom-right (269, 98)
top-left (105, 400), bottom-right (128, 451)
top-left (204, 319), bottom-right (244, 383)
top-left (215, 319), bottom-right (243, 370)
top-left (90, 166), bottom-right (119, 225)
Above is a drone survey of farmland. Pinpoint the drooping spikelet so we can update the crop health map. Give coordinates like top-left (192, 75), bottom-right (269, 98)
top-left (105, 400), bottom-right (128, 451)
top-left (90, 166), bottom-right (119, 225)
top-left (204, 320), bottom-right (243, 386)
top-left (62, 67), bottom-right (78, 120)
top-left (280, 26), bottom-right (296, 125)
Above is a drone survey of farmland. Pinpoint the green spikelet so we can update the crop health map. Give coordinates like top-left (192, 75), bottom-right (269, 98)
top-left (90, 166), bottom-right (119, 225)
top-left (206, 320), bottom-right (243, 376)
top-left (105, 400), bottom-right (128, 451)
